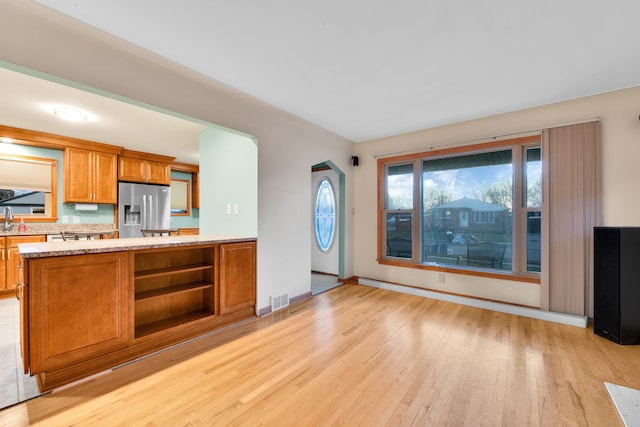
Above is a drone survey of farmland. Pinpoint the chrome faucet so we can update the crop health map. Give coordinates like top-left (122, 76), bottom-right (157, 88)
top-left (4, 207), bottom-right (13, 231)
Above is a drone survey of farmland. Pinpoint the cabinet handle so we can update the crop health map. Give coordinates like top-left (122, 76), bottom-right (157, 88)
top-left (15, 283), bottom-right (22, 301)
top-left (1, 250), bottom-right (3, 261)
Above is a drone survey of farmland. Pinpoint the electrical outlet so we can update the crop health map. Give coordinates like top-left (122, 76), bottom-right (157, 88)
top-left (233, 204), bottom-right (239, 214)
top-left (226, 204), bottom-right (231, 214)
top-left (438, 273), bottom-right (445, 283)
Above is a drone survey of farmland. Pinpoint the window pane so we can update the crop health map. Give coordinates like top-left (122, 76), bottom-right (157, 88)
top-left (422, 150), bottom-right (512, 270)
top-left (526, 147), bottom-right (541, 208)
top-left (314, 178), bottom-right (336, 251)
top-left (526, 211), bottom-right (541, 272)
top-left (0, 189), bottom-right (46, 215)
top-left (386, 164), bottom-right (413, 209)
top-left (386, 212), bottom-right (412, 258)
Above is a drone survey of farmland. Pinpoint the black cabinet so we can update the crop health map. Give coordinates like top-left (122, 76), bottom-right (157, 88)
top-left (594, 227), bottom-right (640, 344)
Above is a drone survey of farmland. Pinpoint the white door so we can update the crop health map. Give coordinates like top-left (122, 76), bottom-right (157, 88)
top-left (311, 169), bottom-right (339, 275)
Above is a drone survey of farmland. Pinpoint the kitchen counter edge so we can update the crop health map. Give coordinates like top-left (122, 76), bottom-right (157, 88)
top-left (18, 234), bottom-right (256, 258)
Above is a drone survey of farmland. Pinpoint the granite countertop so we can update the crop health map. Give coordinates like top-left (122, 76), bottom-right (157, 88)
top-left (0, 223), bottom-right (117, 237)
top-left (18, 234), bottom-right (256, 258)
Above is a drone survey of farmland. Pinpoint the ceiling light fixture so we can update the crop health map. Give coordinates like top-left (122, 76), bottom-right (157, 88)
top-left (53, 107), bottom-right (88, 123)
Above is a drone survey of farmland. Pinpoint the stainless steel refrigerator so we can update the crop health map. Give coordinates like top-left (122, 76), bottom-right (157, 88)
top-left (118, 182), bottom-right (171, 238)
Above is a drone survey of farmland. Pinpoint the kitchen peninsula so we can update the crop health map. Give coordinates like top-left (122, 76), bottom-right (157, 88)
top-left (17, 235), bottom-right (256, 391)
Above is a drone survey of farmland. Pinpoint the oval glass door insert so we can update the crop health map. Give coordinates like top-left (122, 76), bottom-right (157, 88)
top-left (314, 178), bottom-right (336, 251)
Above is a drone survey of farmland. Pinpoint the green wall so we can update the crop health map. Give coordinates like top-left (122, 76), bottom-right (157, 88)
top-left (199, 127), bottom-right (257, 236)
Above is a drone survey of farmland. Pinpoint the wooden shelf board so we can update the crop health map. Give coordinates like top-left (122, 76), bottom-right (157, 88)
top-left (135, 263), bottom-right (214, 279)
top-left (134, 281), bottom-right (214, 301)
top-left (134, 310), bottom-right (213, 338)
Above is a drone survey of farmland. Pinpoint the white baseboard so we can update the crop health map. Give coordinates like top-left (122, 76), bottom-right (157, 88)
top-left (358, 277), bottom-right (588, 328)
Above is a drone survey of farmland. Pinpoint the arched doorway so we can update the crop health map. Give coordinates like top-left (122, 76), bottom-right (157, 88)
top-left (311, 161), bottom-right (344, 294)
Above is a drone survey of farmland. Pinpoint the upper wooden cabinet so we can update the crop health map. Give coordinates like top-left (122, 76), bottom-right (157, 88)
top-left (118, 150), bottom-right (175, 185)
top-left (64, 147), bottom-right (118, 204)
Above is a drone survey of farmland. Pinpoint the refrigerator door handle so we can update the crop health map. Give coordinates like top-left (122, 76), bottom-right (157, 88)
top-left (149, 195), bottom-right (154, 229)
top-left (142, 195), bottom-right (147, 230)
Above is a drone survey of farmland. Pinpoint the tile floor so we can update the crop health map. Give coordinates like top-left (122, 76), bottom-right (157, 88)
top-left (311, 272), bottom-right (342, 295)
top-left (0, 298), bottom-right (40, 410)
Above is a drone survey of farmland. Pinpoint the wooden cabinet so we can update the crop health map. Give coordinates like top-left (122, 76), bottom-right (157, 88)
top-left (133, 245), bottom-right (216, 338)
top-left (64, 147), bottom-right (118, 203)
top-left (20, 237), bottom-right (256, 391)
top-left (178, 228), bottom-right (199, 236)
top-left (28, 251), bottom-right (129, 373)
top-left (192, 172), bottom-right (200, 208)
top-left (220, 241), bottom-right (256, 315)
top-left (118, 150), bottom-right (175, 185)
top-left (17, 259), bottom-right (29, 374)
top-left (1, 235), bottom-right (45, 297)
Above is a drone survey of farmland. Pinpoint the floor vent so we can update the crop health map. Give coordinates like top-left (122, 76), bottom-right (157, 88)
top-left (271, 293), bottom-right (289, 311)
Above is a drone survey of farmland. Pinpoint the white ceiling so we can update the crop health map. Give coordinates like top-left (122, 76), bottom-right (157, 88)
top-left (0, 67), bottom-right (207, 164)
top-left (5, 1), bottom-right (640, 159)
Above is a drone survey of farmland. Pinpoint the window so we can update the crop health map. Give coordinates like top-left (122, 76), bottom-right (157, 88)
top-left (170, 179), bottom-right (190, 216)
top-left (473, 211), bottom-right (495, 223)
top-left (0, 154), bottom-right (57, 221)
top-left (314, 178), bottom-right (336, 252)
top-left (379, 135), bottom-right (540, 277)
top-left (385, 164), bottom-right (414, 258)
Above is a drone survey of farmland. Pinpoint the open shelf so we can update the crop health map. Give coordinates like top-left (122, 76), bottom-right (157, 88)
top-left (135, 281), bottom-right (213, 301)
top-left (134, 310), bottom-right (213, 338)
top-left (133, 246), bottom-right (216, 338)
top-left (135, 263), bottom-right (213, 279)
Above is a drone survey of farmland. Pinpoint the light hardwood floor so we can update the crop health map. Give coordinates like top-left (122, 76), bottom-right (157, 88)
top-left (1, 284), bottom-right (638, 426)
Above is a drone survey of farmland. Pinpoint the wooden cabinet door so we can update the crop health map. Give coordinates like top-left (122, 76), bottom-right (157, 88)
top-left (0, 238), bottom-right (6, 292)
top-left (93, 151), bottom-right (117, 203)
top-left (118, 156), bottom-right (146, 182)
top-left (18, 258), bottom-right (29, 374)
top-left (4, 236), bottom-right (44, 293)
top-left (64, 148), bottom-right (117, 203)
top-left (145, 160), bottom-right (171, 185)
top-left (191, 172), bottom-right (200, 208)
top-left (6, 246), bottom-right (23, 292)
top-left (29, 252), bottom-right (130, 373)
top-left (219, 242), bottom-right (256, 315)
top-left (64, 147), bottom-right (93, 202)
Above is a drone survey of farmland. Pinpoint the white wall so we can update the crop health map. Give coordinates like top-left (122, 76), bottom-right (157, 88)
top-left (0, 1), bottom-right (355, 313)
top-left (354, 86), bottom-right (640, 308)
top-left (311, 169), bottom-right (339, 275)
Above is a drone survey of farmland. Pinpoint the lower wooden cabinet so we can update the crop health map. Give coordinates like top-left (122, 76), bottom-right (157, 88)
top-left (1, 235), bottom-right (46, 297)
top-left (22, 239), bottom-right (256, 391)
top-left (28, 252), bottom-right (130, 373)
top-left (220, 241), bottom-right (257, 315)
top-left (177, 227), bottom-right (199, 235)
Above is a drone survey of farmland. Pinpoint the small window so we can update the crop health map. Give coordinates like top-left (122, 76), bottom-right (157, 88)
top-left (314, 178), bottom-right (336, 251)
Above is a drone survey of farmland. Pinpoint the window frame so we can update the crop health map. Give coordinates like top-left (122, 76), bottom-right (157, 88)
top-left (0, 153), bottom-right (58, 222)
top-left (377, 135), bottom-right (541, 284)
